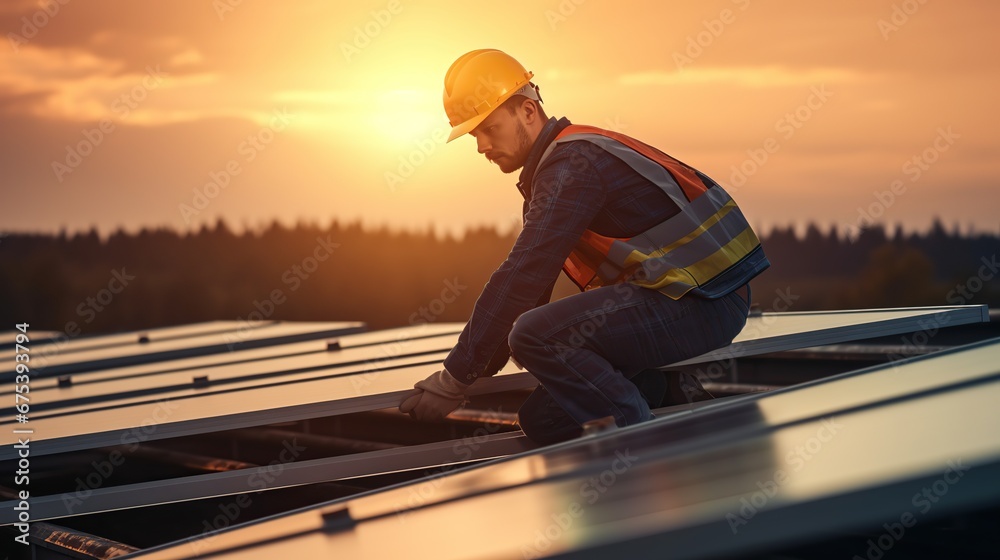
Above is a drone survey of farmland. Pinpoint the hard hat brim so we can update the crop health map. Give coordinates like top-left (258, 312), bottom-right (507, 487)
top-left (445, 87), bottom-right (536, 143)
top-left (446, 111), bottom-right (489, 143)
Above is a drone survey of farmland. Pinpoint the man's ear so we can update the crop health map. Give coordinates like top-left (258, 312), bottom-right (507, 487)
top-left (521, 98), bottom-right (541, 125)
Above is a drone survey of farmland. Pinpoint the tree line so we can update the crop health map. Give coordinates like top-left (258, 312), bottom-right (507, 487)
top-left (1, 218), bottom-right (996, 336)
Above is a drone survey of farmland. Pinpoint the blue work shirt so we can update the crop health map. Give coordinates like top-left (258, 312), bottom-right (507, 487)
top-left (443, 116), bottom-right (698, 385)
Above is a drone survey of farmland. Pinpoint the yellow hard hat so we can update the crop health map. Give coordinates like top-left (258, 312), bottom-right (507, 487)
top-left (443, 49), bottom-right (535, 142)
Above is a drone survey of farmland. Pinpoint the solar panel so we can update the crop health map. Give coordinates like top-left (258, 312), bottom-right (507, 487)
top-left (1, 306), bottom-right (986, 460)
top-left (236, 335), bottom-right (1000, 527)
top-left (13, 330), bottom-right (460, 416)
top-left (13, 431), bottom-right (542, 523)
top-left (0, 357), bottom-right (534, 460)
top-left (669, 305), bottom-right (989, 365)
top-left (26, 323), bottom-right (463, 391)
top-left (126, 337), bottom-right (1000, 559)
top-left (4, 320), bottom-right (365, 378)
top-left (0, 329), bottom-right (62, 347)
top-left (2, 398), bottom-right (744, 523)
top-left (0, 320), bottom-right (277, 361)
top-left (5, 329), bottom-right (995, 525)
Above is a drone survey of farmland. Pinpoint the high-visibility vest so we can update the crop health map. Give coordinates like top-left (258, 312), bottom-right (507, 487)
top-left (535, 124), bottom-right (770, 300)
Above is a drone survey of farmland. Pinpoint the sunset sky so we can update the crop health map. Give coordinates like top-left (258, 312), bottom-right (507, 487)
top-left (1, 0), bottom-right (997, 239)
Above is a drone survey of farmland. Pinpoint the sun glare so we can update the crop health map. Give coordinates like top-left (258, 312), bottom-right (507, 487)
top-left (367, 89), bottom-right (445, 147)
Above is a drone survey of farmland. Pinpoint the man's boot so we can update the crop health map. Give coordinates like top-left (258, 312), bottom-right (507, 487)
top-left (663, 371), bottom-right (715, 405)
top-left (627, 369), bottom-right (668, 409)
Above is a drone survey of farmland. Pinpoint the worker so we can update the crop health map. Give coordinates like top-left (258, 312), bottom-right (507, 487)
top-left (399, 49), bottom-right (770, 444)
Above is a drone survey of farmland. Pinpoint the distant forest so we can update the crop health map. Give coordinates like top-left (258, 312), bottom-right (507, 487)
top-left (1, 219), bottom-right (997, 336)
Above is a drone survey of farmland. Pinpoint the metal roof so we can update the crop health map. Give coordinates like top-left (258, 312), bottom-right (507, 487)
top-left (129, 336), bottom-right (1000, 559)
top-left (2, 306), bottom-right (986, 460)
top-left (4, 320), bottom-right (365, 378)
top-left (2, 305), bottom-right (996, 558)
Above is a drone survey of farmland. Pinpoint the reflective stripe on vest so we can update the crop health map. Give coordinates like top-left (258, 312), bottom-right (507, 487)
top-left (539, 124), bottom-right (764, 300)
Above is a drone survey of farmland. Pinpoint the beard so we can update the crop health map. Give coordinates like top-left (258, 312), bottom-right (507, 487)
top-left (496, 120), bottom-right (533, 174)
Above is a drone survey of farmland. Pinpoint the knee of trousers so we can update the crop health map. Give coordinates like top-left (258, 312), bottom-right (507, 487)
top-left (508, 307), bottom-right (547, 364)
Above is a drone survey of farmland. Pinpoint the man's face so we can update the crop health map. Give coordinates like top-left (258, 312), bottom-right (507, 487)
top-left (470, 101), bottom-right (533, 174)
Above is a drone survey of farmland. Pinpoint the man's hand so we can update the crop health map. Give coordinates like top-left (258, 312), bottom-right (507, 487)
top-left (399, 368), bottom-right (470, 421)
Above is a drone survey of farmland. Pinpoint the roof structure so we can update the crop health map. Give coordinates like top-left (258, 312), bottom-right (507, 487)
top-left (1, 305), bottom-right (996, 558)
top-left (133, 336), bottom-right (1000, 559)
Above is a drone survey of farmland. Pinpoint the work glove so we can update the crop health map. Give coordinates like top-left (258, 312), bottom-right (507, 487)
top-left (399, 368), bottom-right (470, 421)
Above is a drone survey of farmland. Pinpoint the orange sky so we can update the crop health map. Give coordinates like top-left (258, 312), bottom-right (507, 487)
top-left (1, 0), bottom-right (998, 239)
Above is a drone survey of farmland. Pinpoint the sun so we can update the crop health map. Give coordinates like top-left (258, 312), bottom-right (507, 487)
top-left (367, 89), bottom-right (447, 148)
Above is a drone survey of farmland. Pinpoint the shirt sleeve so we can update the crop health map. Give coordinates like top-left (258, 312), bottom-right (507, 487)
top-left (444, 143), bottom-right (607, 385)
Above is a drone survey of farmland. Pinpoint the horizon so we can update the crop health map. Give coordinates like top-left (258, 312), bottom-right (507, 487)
top-left (1, 1), bottom-right (998, 239)
top-left (5, 214), bottom-right (996, 245)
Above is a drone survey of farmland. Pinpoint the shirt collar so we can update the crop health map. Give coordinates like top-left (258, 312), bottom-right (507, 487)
top-left (516, 116), bottom-right (572, 199)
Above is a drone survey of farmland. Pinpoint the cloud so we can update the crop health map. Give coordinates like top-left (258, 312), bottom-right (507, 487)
top-left (0, 0), bottom-right (54, 15)
top-left (618, 65), bottom-right (862, 88)
top-left (0, 43), bottom-right (219, 124)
